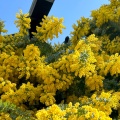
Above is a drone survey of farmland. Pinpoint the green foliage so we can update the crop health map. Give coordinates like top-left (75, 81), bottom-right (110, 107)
top-left (30, 37), bottom-right (53, 57)
top-left (0, 100), bottom-right (33, 120)
top-left (104, 75), bottom-right (120, 91)
top-left (45, 42), bottom-right (71, 63)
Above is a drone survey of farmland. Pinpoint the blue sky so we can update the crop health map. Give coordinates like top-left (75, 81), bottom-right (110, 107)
top-left (0, 0), bottom-right (110, 44)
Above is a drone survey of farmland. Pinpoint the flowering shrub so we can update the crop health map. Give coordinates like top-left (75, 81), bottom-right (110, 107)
top-left (0, 0), bottom-right (120, 119)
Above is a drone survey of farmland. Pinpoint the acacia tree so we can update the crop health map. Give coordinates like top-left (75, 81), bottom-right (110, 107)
top-left (0, 0), bottom-right (120, 119)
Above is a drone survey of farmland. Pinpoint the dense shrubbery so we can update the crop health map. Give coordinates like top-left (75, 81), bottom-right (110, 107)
top-left (0, 0), bottom-right (120, 119)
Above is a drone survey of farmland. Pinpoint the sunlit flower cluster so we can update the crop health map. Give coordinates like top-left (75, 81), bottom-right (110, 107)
top-left (18, 44), bottom-right (41, 79)
top-left (91, 91), bottom-right (119, 116)
top-left (36, 104), bottom-right (66, 120)
top-left (0, 20), bottom-right (7, 34)
top-left (36, 102), bottom-right (112, 120)
top-left (14, 10), bottom-right (31, 36)
top-left (71, 17), bottom-right (90, 47)
top-left (99, 35), bottom-right (120, 54)
top-left (33, 15), bottom-right (65, 42)
top-left (0, 52), bottom-right (19, 80)
top-left (91, 0), bottom-right (120, 27)
top-left (0, 0), bottom-right (120, 119)
top-left (104, 53), bottom-right (120, 76)
top-left (79, 91), bottom-right (120, 116)
top-left (85, 74), bottom-right (104, 91)
top-left (1, 82), bottom-right (42, 106)
top-left (0, 77), bottom-right (16, 94)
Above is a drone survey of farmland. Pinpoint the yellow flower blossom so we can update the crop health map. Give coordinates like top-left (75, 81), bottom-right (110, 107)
top-left (14, 10), bottom-right (31, 36)
top-left (85, 74), bottom-right (104, 91)
top-left (33, 15), bottom-right (65, 42)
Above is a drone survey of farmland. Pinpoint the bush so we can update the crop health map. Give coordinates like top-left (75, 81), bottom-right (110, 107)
top-left (0, 0), bottom-right (120, 119)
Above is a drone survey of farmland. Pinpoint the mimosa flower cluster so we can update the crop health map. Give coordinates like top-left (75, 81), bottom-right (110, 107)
top-left (33, 15), bottom-right (66, 42)
top-left (36, 100), bottom-right (113, 120)
top-left (0, 0), bottom-right (120, 119)
top-left (14, 10), bottom-right (31, 36)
